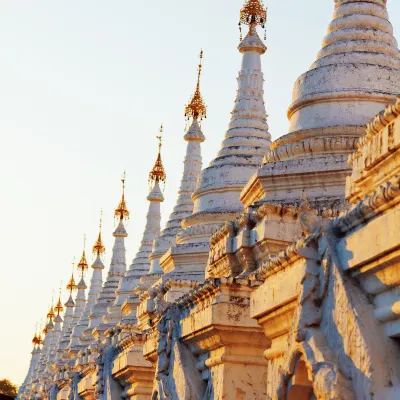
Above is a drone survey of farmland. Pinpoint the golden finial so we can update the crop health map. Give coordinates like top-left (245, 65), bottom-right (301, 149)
top-left (66, 258), bottom-right (77, 294)
top-left (47, 295), bottom-right (55, 321)
top-left (149, 126), bottom-right (167, 189)
top-left (239, 0), bottom-right (267, 40)
top-left (77, 234), bottom-right (88, 276)
top-left (32, 323), bottom-right (39, 345)
top-left (93, 210), bottom-right (106, 255)
top-left (185, 50), bottom-right (207, 122)
top-left (115, 172), bottom-right (129, 221)
top-left (54, 284), bottom-right (63, 316)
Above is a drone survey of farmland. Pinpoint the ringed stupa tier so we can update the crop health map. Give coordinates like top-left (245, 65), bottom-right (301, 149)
top-left (86, 175), bottom-right (128, 331)
top-left (153, 51), bottom-right (211, 282)
top-left (28, 321), bottom-right (49, 398)
top-left (290, 0), bottom-right (400, 133)
top-left (143, 61), bottom-right (206, 285)
top-left (18, 330), bottom-right (42, 399)
top-left (71, 246), bottom-right (88, 326)
top-left (43, 294), bottom-right (64, 374)
top-left (70, 216), bottom-right (106, 352)
top-left (18, 333), bottom-right (42, 400)
top-left (40, 310), bottom-right (62, 394)
top-left (179, 0), bottom-right (271, 250)
top-left (67, 237), bottom-right (90, 358)
top-left (242, 0), bottom-right (400, 207)
top-left (32, 306), bottom-right (56, 391)
top-left (54, 269), bottom-right (77, 373)
top-left (109, 139), bottom-right (165, 321)
top-left (53, 276), bottom-right (75, 369)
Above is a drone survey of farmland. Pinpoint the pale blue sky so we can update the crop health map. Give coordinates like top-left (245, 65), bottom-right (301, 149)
top-left (1, 0), bottom-right (399, 385)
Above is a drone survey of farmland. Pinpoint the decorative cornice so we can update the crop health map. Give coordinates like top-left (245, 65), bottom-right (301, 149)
top-left (347, 97), bottom-right (400, 202)
top-left (175, 279), bottom-right (220, 310)
top-left (338, 176), bottom-right (400, 234)
top-left (116, 331), bottom-right (144, 353)
top-left (363, 97), bottom-right (400, 143)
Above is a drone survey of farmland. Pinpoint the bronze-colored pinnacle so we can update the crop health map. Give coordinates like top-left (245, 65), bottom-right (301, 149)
top-left (66, 259), bottom-right (77, 293)
top-left (77, 247), bottom-right (88, 276)
top-left (93, 210), bottom-right (106, 255)
top-left (238, 0), bottom-right (267, 41)
top-left (149, 126), bottom-right (167, 188)
top-left (115, 172), bottom-right (129, 221)
top-left (239, 0), bottom-right (267, 26)
top-left (47, 295), bottom-right (55, 321)
top-left (185, 50), bottom-right (207, 121)
top-left (66, 273), bottom-right (77, 293)
top-left (54, 286), bottom-right (63, 316)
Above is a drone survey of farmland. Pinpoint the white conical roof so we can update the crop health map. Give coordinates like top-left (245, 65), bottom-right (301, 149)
top-left (313, 0), bottom-right (400, 70)
top-left (181, 23), bottom-right (271, 245)
top-left (287, 0), bottom-right (400, 133)
top-left (111, 182), bottom-right (163, 314)
top-left (146, 119), bottom-right (205, 277)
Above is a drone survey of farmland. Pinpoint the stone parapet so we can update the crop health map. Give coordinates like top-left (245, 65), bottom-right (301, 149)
top-left (347, 97), bottom-right (400, 203)
top-left (266, 126), bottom-right (363, 163)
top-left (208, 198), bottom-right (342, 279)
top-left (112, 332), bottom-right (154, 400)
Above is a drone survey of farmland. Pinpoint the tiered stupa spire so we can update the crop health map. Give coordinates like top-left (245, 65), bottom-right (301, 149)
top-left (109, 138), bottom-right (165, 321)
top-left (45, 290), bottom-right (64, 364)
top-left (59, 257), bottom-right (87, 363)
top-left (71, 247), bottom-right (88, 326)
top-left (143, 55), bottom-right (207, 283)
top-left (54, 264), bottom-right (76, 369)
top-left (87, 175), bottom-right (128, 332)
top-left (41, 293), bottom-right (64, 392)
top-left (18, 326), bottom-right (43, 399)
top-left (31, 300), bottom-right (56, 396)
top-left (178, 1), bottom-right (270, 251)
top-left (73, 213), bottom-right (106, 350)
top-left (67, 236), bottom-right (89, 358)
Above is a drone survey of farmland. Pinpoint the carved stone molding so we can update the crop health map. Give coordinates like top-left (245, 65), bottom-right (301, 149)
top-left (266, 134), bottom-right (359, 164)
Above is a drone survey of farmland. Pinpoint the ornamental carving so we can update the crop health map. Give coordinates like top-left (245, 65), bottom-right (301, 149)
top-left (276, 224), bottom-right (354, 399)
top-left (266, 135), bottom-right (359, 163)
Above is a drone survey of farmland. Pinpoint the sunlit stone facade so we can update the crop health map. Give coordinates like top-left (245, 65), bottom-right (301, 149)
top-left (19, 0), bottom-right (400, 399)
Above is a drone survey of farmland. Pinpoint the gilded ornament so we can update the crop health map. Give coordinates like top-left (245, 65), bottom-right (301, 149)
top-left (184, 50), bottom-right (207, 121)
top-left (115, 171), bottom-right (129, 221)
top-left (149, 126), bottom-right (167, 188)
top-left (93, 210), bottom-right (106, 255)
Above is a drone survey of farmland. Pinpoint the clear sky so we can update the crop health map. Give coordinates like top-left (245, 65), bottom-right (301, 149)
top-left (1, 0), bottom-right (399, 385)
